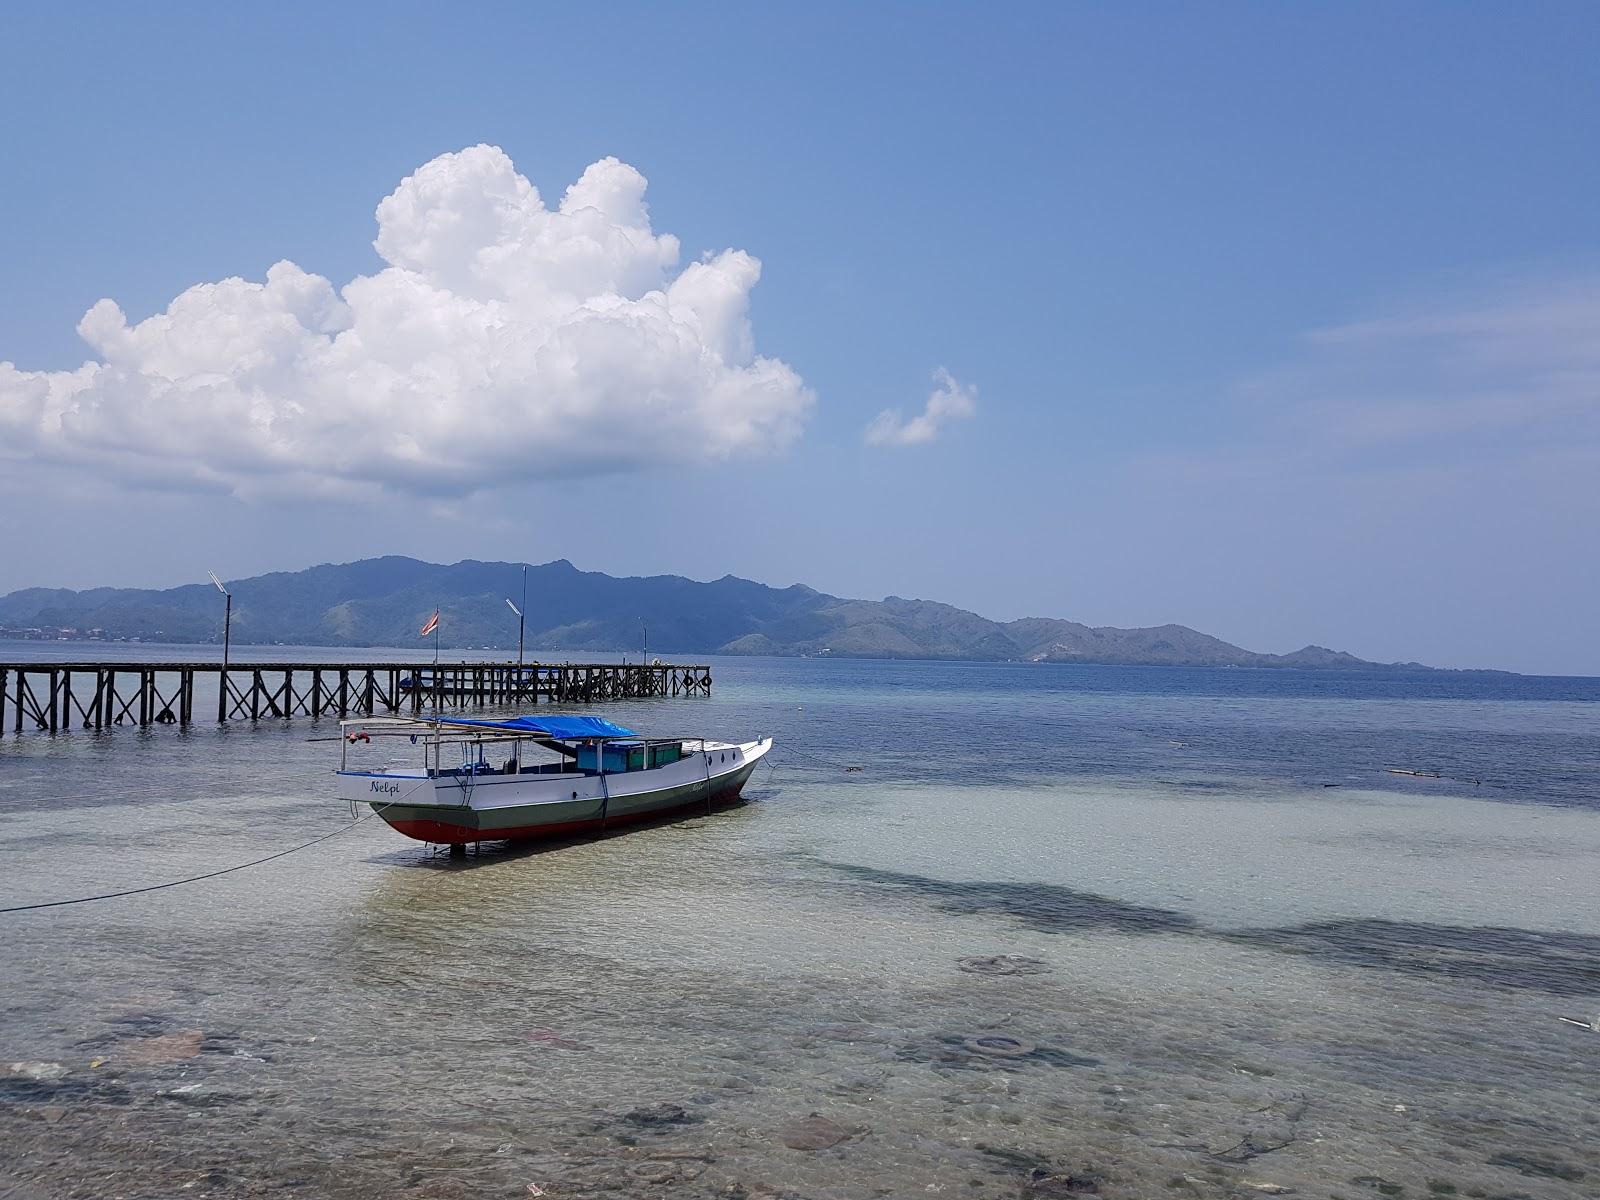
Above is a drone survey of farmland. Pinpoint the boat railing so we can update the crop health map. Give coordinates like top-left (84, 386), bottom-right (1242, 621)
top-left (335, 718), bottom-right (729, 776)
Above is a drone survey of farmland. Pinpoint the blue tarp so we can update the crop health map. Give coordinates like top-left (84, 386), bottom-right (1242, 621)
top-left (437, 714), bottom-right (638, 740)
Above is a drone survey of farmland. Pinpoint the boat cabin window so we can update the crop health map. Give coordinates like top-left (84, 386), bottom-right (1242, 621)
top-left (575, 741), bottom-right (684, 774)
top-left (413, 737), bottom-right (687, 778)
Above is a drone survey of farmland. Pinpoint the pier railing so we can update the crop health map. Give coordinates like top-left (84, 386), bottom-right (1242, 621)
top-left (0, 661), bottom-right (712, 734)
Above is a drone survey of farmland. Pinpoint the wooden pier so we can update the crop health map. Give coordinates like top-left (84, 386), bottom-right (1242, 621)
top-left (0, 661), bottom-right (711, 734)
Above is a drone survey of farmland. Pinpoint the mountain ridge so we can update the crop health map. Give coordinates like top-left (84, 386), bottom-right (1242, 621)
top-left (0, 555), bottom-right (1460, 671)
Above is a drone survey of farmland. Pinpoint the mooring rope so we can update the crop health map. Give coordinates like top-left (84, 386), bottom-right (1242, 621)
top-left (0, 806), bottom-right (386, 915)
top-left (766, 741), bottom-right (864, 772)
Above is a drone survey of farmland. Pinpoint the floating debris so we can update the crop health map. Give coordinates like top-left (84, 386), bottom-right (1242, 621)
top-left (957, 955), bottom-right (1053, 976)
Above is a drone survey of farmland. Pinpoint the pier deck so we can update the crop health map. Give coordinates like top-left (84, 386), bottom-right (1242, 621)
top-left (0, 661), bottom-right (711, 734)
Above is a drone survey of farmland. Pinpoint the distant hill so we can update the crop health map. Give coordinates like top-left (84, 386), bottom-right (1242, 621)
top-left (0, 556), bottom-right (1439, 670)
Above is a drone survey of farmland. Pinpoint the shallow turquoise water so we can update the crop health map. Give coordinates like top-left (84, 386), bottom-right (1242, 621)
top-left (2, 649), bottom-right (1598, 1198)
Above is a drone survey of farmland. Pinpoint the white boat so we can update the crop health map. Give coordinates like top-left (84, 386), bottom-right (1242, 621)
top-left (335, 714), bottom-right (772, 850)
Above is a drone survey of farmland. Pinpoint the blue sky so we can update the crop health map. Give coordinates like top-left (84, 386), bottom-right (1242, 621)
top-left (2, 3), bottom-right (1597, 673)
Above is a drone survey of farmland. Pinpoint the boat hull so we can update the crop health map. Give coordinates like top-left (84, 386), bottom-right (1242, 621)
top-left (341, 738), bottom-right (769, 845)
top-left (379, 765), bottom-right (757, 843)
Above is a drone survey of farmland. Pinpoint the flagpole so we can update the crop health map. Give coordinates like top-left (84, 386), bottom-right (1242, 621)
top-left (419, 608), bottom-right (441, 706)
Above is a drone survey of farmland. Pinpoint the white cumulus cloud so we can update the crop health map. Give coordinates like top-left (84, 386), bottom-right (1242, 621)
top-left (0, 145), bottom-right (813, 496)
top-left (864, 367), bottom-right (977, 447)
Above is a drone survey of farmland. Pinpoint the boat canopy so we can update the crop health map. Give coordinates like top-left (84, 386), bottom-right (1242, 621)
top-left (436, 715), bottom-right (639, 740)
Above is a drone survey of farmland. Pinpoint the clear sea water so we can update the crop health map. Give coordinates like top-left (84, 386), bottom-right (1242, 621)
top-left (2, 644), bottom-right (1599, 1199)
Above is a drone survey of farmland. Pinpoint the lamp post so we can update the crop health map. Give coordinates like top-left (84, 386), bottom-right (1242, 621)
top-left (505, 597), bottom-right (524, 667)
top-left (208, 571), bottom-right (231, 721)
top-left (506, 565), bottom-right (527, 697)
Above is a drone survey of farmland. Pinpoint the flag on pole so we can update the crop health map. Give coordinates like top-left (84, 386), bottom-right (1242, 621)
top-left (419, 610), bottom-right (439, 637)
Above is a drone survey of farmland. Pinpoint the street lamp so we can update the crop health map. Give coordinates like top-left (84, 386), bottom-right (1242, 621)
top-left (505, 565), bottom-right (528, 667)
top-left (208, 571), bottom-right (231, 722)
top-left (640, 620), bottom-right (651, 696)
top-left (208, 571), bottom-right (231, 671)
top-left (505, 597), bottom-right (524, 669)
top-left (506, 564), bottom-right (528, 696)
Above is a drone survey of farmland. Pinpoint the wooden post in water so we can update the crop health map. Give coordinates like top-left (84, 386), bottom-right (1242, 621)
top-left (2, 658), bottom-right (709, 736)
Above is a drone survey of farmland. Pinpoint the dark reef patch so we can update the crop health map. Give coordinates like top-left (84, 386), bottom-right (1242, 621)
top-left (822, 863), bottom-right (1600, 997)
top-left (1224, 918), bottom-right (1600, 998)
top-left (819, 862), bottom-right (1199, 936)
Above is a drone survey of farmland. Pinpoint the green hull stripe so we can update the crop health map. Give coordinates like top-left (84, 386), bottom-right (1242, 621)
top-left (369, 765), bottom-right (756, 832)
